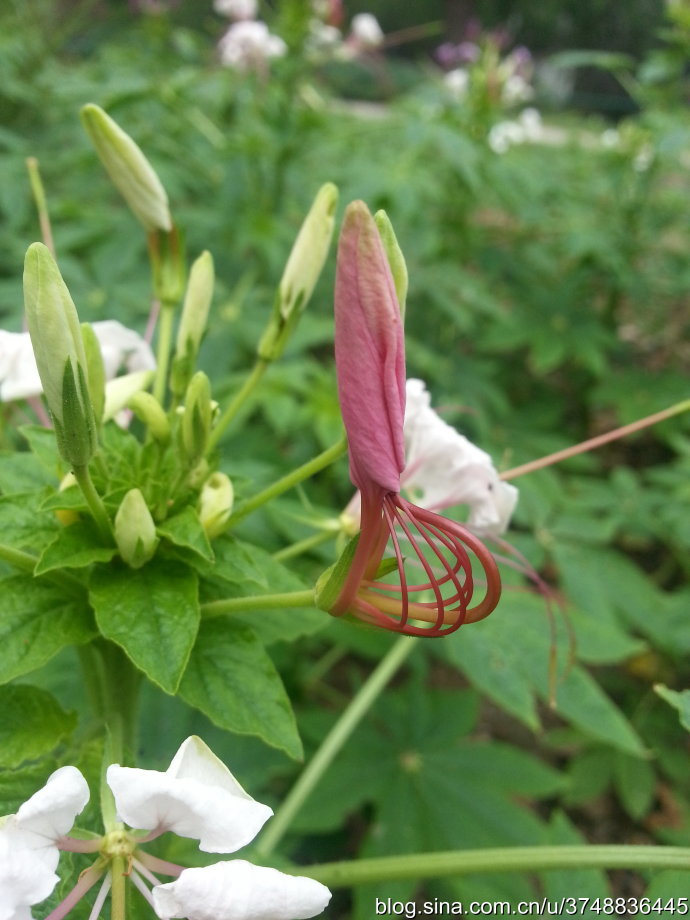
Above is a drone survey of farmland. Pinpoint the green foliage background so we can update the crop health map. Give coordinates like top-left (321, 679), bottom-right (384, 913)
top-left (1, 2), bottom-right (690, 917)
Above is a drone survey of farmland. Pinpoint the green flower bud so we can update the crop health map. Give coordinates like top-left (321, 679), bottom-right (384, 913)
top-left (127, 391), bottom-right (170, 444)
top-left (103, 370), bottom-right (155, 423)
top-left (114, 488), bottom-right (159, 568)
top-left (23, 243), bottom-right (97, 468)
top-left (374, 210), bottom-right (408, 320)
top-left (171, 251), bottom-right (214, 397)
top-left (181, 372), bottom-right (212, 462)
top-left (258, 182), bottom-right (338, 361)
top-left (198, 472), bottom-right (234, 538)
top-left (80, 103), bottom-right (172, 233)
top-left (81, 323), bottom-right (106, 427)
top-left (149, 223), bottom-right (186, 306)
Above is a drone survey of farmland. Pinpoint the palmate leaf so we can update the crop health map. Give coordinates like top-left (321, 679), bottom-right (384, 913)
top-left (179, 618), bottom-right (302, 760)
top-left (443, 593), bottom-right (646, 756)
top-left (89, 558), bottom-right (199, 694)
top-left (0, 575), bottom-right (94, 684)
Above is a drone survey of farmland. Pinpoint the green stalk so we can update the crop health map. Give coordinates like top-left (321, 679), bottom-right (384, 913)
top-left (255, 635), bottom-right (417, 857)
top-left (26, 157), bottom-right (55, 256)
top-left (73, 464), bottom-right (113, 541)
top-left (153, 301), bottom-right (175, 404)
top-left (201, 590), bottom-right (315, 619)
top-left (273, 529), bottom-right (336, 562)
top-left (110, 857), bottom-right (126, 920)
top-left (227, 436), bottom-right (348, 528)
top-left (208, 358), bottom-right (269, 451)
top-left (295, 845), bottom-right (690, 888)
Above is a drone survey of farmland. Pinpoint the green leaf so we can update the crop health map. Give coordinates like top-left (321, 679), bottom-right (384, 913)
top-left (0, 760), bottom-right (58, 815)
top-left (20, 425), bottom-right (64, 477)
top-left (35, 520), bottom-right (117, 574)
top-left (157, 506), bottom-right (214, 562)
top-left (654, 685), bottom-right (690, 732)
top-left (613, 751), bottom-right (656, 820)
top-left (541, 811), bottom-right (610, 911)
top-left (0, 490), bottom-right (59, 554)
top-left (90, 558), bottom-right (199, 693)
top-left (0, 684), bottom-right (77, 768)
top-left (179, 618), bottom-right (302, 760)
top-left (0, 576), bottom-right (94, 684)
top-left (0, 451), bottom-right (56, 494)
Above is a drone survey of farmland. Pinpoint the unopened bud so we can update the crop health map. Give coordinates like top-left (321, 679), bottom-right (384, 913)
top-left (80, 103), bottom-right (172, 234)
top-left (258, 183), bottom-right (338, 360)
top-left (114, 488), bottom-right (159, 568)
top-left (127, 391), bottom-right (170, 443)
top-left (374, 210), bottom-right (407, 319)
top-left (181, 372), bottom-right (212, 462)
top-left (198, 472), bottom-right (234, 537)
top-left (81, 323), bottom-right (106, 427)
top-left (23, 243), bottom-right (97, 468)
top-left (171, 251), bottom-right (214, 397)
top-left (103, 370), bottom-right (155, 423)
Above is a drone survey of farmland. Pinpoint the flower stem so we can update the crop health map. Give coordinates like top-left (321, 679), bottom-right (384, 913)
top-left (208, 358), bottom-right (269, 451)
top-left (26, 157), bottom-right (55, 256)
top-left (201, 589), bottom-right (315, 618)
top-left (255, 635), bottom-right (418, 857)
top-left (297, 844), bottom-right (690, 888)
top-left (273, 529), bottom-right (336, 562)
top-left (73, 464), bottom-right (113, 541)
top-left (227, 436), bottom-right (348, 527)
top-left (111, 858), bottom-right (126, 920)
top-left (501, 399), bottom-right (690, 481)
top-left (153, 301), bottom-right (175, 404)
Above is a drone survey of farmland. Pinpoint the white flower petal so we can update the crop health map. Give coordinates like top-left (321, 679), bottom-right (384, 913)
top-left (92, 321), bottom-right (156, 378)
top-left (107, 736), bottom-right (273, 853)
top-left (103, 369), bottom-right (155, 422)
top-left (0, 331), bottom-right (43, 401)
top-left (15, 766), bottom-right (90, 854)
top-left (152, 860), bottom-right (331, 920)
top-left (402, 379), bottom-right (517, 536)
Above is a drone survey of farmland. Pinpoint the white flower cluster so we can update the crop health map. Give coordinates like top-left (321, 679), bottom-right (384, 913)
top-left (0, 320), bottom-right (155, 403)
top-left (488, 108), bottom-right (544, 154)
top-left (1, 736), bottom-right (331, 920)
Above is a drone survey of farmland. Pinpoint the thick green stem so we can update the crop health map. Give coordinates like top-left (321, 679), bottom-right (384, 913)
top-left (502, 399), bottom-right (690, 481)
top-left (153, 302), bottom-right (175, 404)
top-left (201, 590), bottom-right (315, 619)
top-left (295, 845), bottom-right (690, 888)
top-left (227, 436), bottom-right (348, 528)
top-left (110, 858), bottom-right (126, 920)
top-left (208, 358), bottom-right (269, 451)
top-left (256, 635), bottom-right (417, 857)
top-left (73, 464), bottom-right (113, 541)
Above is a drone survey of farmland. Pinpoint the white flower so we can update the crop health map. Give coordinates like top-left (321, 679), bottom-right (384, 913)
top-left (444, 67), bottom-right (469, 100)
top-left (349, 12), bottom-right (383, 47)
top-left (153, 860), bottom-right (331, 920)
top-left (487, 119), bottom-right (525, 154)
top-left (0, 321), bottom-right (155, 403)
top-left (214, 0), bottom-right (258, 20)
top-left (402, 379), bottom-right (518, 536)
top-left (501, 73), bottom-right (533, 106)
top-left (107, 735), bottom-right (273, 853)
top-left (218, 21), bottom-right (287, 71)
top-left (0, 766), bottom-right (89, 920)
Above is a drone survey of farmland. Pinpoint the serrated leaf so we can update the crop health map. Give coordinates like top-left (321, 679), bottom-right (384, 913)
top-left (0, 490), bottom-right (60, 554)
top-left (0, 576), bottom-right (94, 684)
top-left (157, 506), bottom-right (214, 562)
top-left (35, 520), bottom-right (117, 574)
top-left (90, 559), bottom-right (199, 693)
top-left (0, 685), bottom-right (77, 768)
top-left (179, 619), bottom-right (302, 759)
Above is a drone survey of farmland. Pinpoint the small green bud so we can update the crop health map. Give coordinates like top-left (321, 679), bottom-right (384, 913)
top-left (81, 323), bottom-right (106, 427)
top-left (127, 391), bottom-right (170, 444)
top-left (171, 251), bottom-right (214, 397)
top-left (181, 372), bottom-right (212, 462)
top-left (374, 210), bottom-right (408, 319)
top-left (80, 103), bottom-right (172, 234)
top-left (114, 488), bottom-right (159, 568)
top-left (198, 472), bottom-right (234, 538)
top-left (258, 182), bottom-right (338, 361)
top-left (23, 243), bottom-right (97, 468)
top-left (103, 370), bottom-right (155, 423)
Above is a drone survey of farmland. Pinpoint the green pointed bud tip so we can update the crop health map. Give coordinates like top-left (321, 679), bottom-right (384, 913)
top-left (172, 251), bottom-right (214, 396)
top-left (277, 182), bottom-right (339, 321)
top-left (127, 391), bottom-right (170, 444)
top-left (182, 372), bottom-right (213, 461)
top-left (314, 532), bottom-right (360, 613)
top-left (374, 210), bottom-right (408, 318)
top-left (80, 103), bottom-right (172, 234)
top-left (114, 488), bottom-right (159, 569)
top-left (198, 472), bottom-right (234, 538)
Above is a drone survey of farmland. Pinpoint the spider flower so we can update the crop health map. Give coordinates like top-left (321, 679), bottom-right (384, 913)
top-left (323, 201), bottom-right (501, 636)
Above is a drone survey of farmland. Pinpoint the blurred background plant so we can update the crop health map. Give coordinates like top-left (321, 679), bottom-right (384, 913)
top-left (2, 1), bottom-right (690, 917)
